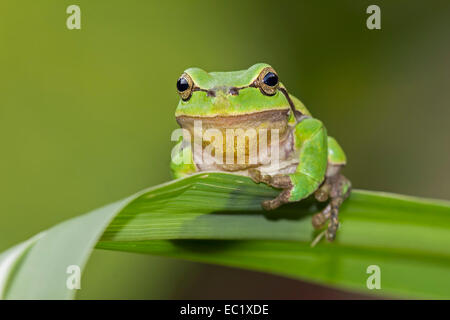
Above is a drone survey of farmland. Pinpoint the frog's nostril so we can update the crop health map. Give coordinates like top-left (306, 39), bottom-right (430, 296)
top-left (206, 89), bottom-right (216, 97)
top-left (229, 87), bottom-right (239, 96)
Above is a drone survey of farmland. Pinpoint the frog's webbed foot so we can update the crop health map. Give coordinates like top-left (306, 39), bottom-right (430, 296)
top-left (248, 169), bottom-right (292, 210)
top-left (312, 165), bottom-right (351, 242)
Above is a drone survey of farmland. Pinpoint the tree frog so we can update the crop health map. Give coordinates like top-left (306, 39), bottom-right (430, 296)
top-left (171, 63), bottom-right (351, 241)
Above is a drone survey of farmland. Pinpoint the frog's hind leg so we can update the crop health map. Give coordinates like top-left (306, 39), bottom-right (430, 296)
top-left (312, 137), bottom-right (351, 241)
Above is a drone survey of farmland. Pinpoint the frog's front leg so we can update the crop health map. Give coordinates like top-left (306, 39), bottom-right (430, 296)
top-left (170, 138), bottom-right (197, 179)
top-left (248, 170), bottom-right (293, 208)
top-left (250, 118), bottom-right (328, 211)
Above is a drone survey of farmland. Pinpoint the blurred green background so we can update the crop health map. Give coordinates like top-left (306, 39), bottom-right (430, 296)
top-left (1, 0), bottom-right (449, 299)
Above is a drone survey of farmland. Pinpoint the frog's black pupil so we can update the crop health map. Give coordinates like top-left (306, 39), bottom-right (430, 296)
top-left (263, 72), bottom-right (278, 87)
top-left (177, 77), bottom-right (189, 92)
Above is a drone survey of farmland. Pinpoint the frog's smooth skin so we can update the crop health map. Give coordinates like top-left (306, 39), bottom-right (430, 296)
top-left (171, 63), bottom-right (351, 241)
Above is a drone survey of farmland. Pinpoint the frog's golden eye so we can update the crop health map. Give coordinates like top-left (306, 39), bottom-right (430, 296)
top-left (257, 67), bottom-right (279, 96)
top-left (176, 73), bottom-right (194, 101)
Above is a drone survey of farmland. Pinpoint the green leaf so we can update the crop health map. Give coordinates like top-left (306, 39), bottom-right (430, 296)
top-left (1, 173), bottom-right (449, 299)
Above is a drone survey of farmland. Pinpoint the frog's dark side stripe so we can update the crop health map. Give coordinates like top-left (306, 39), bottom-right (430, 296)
top-left (278, 87), bottom-right (304, 122)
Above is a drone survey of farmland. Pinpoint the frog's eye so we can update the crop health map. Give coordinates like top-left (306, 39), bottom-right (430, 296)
top-left (177, 73), bottom-right (194, 101)
top-left (257, 67), bottom-right (279, 96)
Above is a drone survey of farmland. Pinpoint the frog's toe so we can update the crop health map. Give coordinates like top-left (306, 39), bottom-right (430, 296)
top-left (248, 168), bottom-right (274, 185)
top-left (325, 200), bottom-right (341, 241)
top-left (261, 189), bottom-right (291, 211)
top-left (312, 204), bottom-right (331, 229)
top-left (269, 174), bottom-right (292, 189)
top-left (248, 168), bottom-right (262, 183)
top-left (262, 199), bottom-right (279, 210)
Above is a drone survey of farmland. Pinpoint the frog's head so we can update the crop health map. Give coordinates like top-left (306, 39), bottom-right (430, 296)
top-left (175, 63), bottom-right (298, 132)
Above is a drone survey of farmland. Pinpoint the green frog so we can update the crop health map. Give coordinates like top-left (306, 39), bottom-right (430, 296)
top-left (171, 63), bottom-right (351, 241)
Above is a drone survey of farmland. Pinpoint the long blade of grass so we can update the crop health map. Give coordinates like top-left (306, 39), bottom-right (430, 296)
top-left (1, 173), bottom-right (449, 299)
